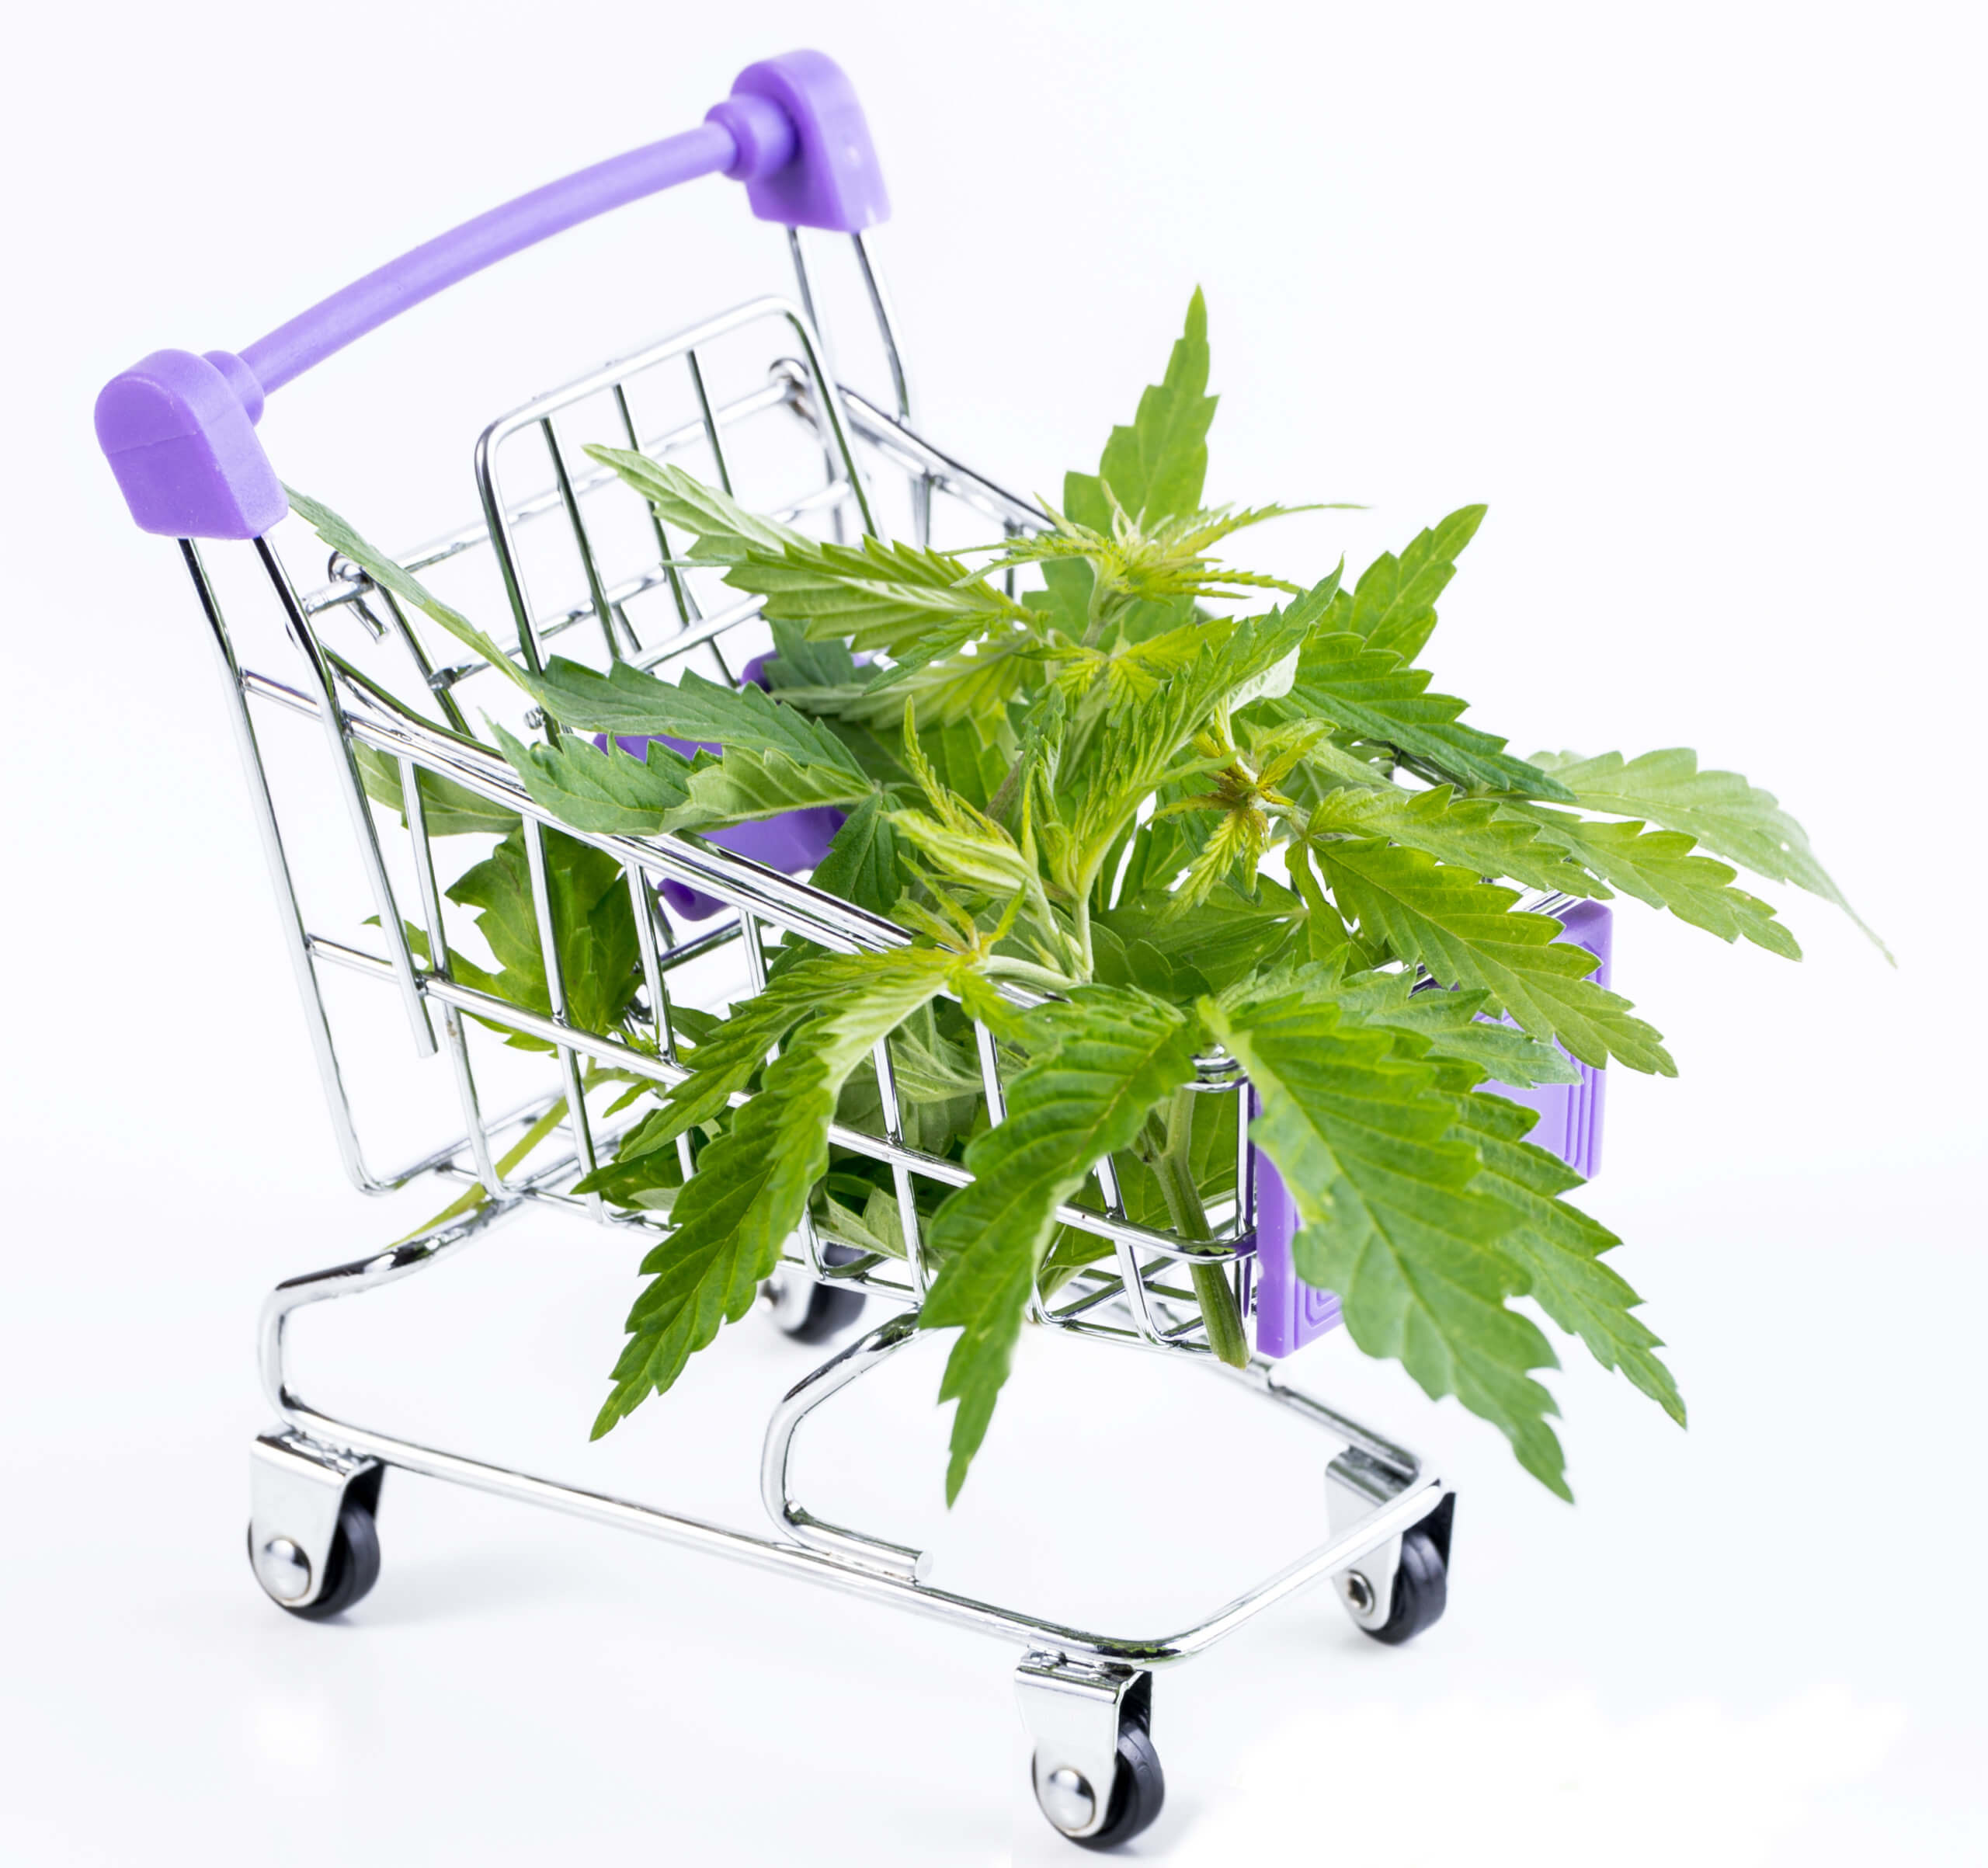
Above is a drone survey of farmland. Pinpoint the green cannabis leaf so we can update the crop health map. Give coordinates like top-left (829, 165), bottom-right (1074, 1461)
top-left (287, 486), bottom-right (529, 685)
top-left (594, 947), bottom-right (965, 1435)
top-left (1317, 839), bottom-right (1676, 1075)
top-left (1438, 1089), bottom-right (1684, 1426)
top-left (1069, 284), bottom-right (1218, 530)
top-left (298, 284), bottom-right (1862, 1508)
top-left (516, 659), bottom-right (864, 771)
top-left (1270, 624), bottom-right (1569, 798)
top-left (923, 986), bottom-right (1202, 1501)
top-left (1207, 987), bottom-right (1571, 1494)
top-left (1533, 748), bottom-right (1882, 955)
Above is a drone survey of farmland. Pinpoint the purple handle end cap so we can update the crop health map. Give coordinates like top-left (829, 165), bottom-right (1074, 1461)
top-left (725, 50), bottom-right (890, 233)
top-left (95, 348), bottom-right (284, 541)
top-left (704, 94), bottom-right (798, 183)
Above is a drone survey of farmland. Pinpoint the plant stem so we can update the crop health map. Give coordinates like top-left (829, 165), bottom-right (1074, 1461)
top-left (391, 1090), bottom-right (575, 1246)
top-left (982, 955), bottom-right (1081, 994)
top-left (1147, 1085), bottom-right (1251, 1368)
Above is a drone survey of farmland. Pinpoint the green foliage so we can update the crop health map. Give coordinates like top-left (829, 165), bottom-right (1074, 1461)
top-left (403, 823), bottom-right (641, 1053)
top-left (1534, 748), bottom-right (1882, 955)
top-left (1270, 626), bottom-right (1569, 798)
top-left (287, 487), bottom-right (527, 684)
top-left (355, 743), bottom-right (521, 837)
top-left (1205, 988), bottom-right (1570, 1495)
top-left (593, 948), bottom-right (961, 1435)
top-left (297, 286), bottom-right (1856, 1507)
top-left (803, 791), bottom-right (906, 916)
top-left (488, 722), bottom-right (691, 834)
top-left (1503, 802), bottom-right (1800, 956)
top-left (1074, 286), bottom-right (1217, 529)
top-left (1438, 1090), bottom-right (1684, 1426)
top-left (923, 987), bottom-right (1201, 1501)
top-left (1322, 963), bottom-right (1581, 1089)
top-left (1317, 838), bottom-right (1676, 1075)
top-left (1324, 503), bottom-right (1486, 664)
top-left (1308, 785), bottom-right (1592, 897)
top-left (516, 659), bottom-right (863, 771)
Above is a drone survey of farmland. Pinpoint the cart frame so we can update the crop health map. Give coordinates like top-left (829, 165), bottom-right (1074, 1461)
top-left (99, 50), bottom-right (1454, 1847)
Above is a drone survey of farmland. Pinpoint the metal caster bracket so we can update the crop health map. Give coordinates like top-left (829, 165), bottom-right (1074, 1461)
top-left (248, 1428), bottom-right (381, 1610)
top-left (1326, 1444), bottom-right (1451, 1631)
top-left (1016, 1654), bottom-right (1150, 1843)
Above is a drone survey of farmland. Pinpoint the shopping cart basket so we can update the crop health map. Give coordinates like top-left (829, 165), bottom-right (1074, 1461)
top-left (96, 50), bottom-right (1607, 1847)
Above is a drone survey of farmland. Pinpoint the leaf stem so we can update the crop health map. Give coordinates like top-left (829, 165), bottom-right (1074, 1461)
top-left (982, 955), bottom-right (1081, 994)
top-left (1145, 1085), bottom-right (1250, 1367)
top-left (390, 1087), bottom-right (577, 1246)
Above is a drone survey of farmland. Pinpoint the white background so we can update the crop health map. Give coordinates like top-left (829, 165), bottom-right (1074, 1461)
top-left (2, 2), bottom-right (1983, 1862)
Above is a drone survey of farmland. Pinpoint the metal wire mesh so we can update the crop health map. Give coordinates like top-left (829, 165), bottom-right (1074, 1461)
top-left (182, 243), bottom-right (1257, 1359)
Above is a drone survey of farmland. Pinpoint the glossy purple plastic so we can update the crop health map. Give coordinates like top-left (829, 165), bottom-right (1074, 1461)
top-left (721, 50), bottom-right (889, 234)
top-left (96, 51), bottom-right (888, 541)
top-left (1251, 899), bottom-right (1614, 1358)
top-left (92, 349), bottom-right (287, 541)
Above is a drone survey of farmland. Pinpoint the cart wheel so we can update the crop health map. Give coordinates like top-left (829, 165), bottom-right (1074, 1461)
top-left (1034, 1706), bottom-right (1166, 1850)
top-left (245, 1498), bottom-right (381, 1621)
top-left (1355, 1525), bottom-right (1447, 1646)
top-left (766, 1244), bottom-right (867, 1343)
top-left (779, 1279), bottom-right (867, 1343)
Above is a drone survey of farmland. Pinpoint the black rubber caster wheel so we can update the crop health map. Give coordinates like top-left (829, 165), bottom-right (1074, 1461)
top-left (246, 1498), bottom-right (381, 1621)
top-left (779, 1279), bottom-right (867, 1343)
top-left (1359, 1524), bottom-right (1448, 1646)
top-left (771, 1244), bottom-right (867, 1344)
top-left (1035, 1701), bottom-right (1166, 1851)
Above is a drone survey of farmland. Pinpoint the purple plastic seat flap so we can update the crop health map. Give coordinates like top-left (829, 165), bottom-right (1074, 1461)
top-left (1251, 899), bottom-right (1614, 1358)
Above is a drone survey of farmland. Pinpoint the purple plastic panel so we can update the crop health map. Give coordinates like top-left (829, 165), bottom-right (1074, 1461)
top-left (1480, 897), bottom-right (1611, 1182)
top-left (96, 50), bottom-right (888, 539)
top-left (1251, 1144), bottom-right (1343, 1356)
top-left (1251, 900), bottom-right (1615, 1358)
top-left (596, 655), bottom-right (843, 924)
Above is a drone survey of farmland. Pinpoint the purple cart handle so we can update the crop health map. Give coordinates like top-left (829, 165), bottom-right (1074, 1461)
top-left (95, 50), bottom-right (888, 541)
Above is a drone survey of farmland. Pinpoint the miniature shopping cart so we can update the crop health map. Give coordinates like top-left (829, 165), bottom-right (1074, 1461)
top-left (96, 51), bottom-right (1609, 1848)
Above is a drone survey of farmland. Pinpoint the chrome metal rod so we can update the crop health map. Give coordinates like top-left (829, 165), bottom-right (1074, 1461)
top-left (262, 1210), bottom-right (1446, 1670)
top-left (759, 1312), bottom-right (930, 1583)
top-left (256, 536), bottom-right (436, 1057)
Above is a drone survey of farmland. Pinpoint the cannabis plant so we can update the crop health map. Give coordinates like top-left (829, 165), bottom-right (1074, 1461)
top-left (300, 291), bottom-right (1870, 1503)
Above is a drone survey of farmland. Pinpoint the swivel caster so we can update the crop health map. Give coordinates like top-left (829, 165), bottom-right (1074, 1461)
top-left (247, 1430), bottom-right (383, 1620)
top-left (1342, 1522), bottom-right (1447, 1644)
top-left (247, 1496), bottom-right (380, 1620)
top-left (763, 1244), bottom-right (867, 1344)
top-left (1330, 1485), bottom-right (1455, 1646)
top-left (1017, 1658), bottom-right (1166, 1850)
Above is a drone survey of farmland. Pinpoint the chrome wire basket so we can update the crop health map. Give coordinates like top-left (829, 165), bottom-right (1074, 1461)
top-left (97, 51), bottom-right (1459, 1849)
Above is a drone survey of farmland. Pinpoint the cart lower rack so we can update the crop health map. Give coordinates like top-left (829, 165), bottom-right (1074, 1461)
top-left (96, 51), bottom-right (1531, 1849)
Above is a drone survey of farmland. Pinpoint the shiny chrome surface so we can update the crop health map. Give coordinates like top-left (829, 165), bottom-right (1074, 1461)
top-left (1016, 1656), bottom-right (1142, 1842)
top-left (248, 1431), bottom-right (379, 1612)
top-left (255, 1181), bottom-right (1448, 1671)
top-left (255, 1537), bottom-right (311, 1603)
top-left (760, 1313), bottom-right (931, 1584)
top-left (1326, 1445), bottom-right (1414, 1631)
top-left (155, 232), bottom-right (1455, 1777)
